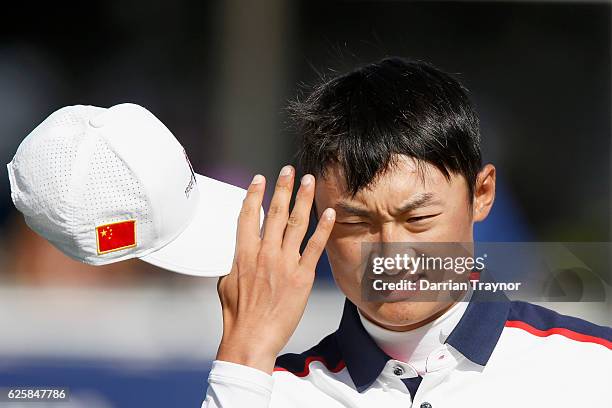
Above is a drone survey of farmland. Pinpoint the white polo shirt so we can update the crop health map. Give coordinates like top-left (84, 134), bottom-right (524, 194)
top-left (203, 271), bottom-right (612, 407)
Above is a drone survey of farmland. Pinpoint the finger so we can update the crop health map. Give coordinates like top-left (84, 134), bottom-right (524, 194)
top-left (299, 208), bottom-right (335, 270)
top-left (236, 174), bottom-right (266, 251)
top-left (262, 165), bottom-right (295, 245)
top-left (282, 174), bottom-right (315, 252)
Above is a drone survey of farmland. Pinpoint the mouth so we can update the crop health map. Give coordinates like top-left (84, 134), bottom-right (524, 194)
top-left (363, 266), bottom-right (441, 303)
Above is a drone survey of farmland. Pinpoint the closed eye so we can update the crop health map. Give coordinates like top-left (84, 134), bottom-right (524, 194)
top-left (336, 220), bottom-right (369, 226)
top-left (407, 213), bottom-right (440, 223)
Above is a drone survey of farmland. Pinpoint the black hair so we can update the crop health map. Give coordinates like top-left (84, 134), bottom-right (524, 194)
top-left (290, 57), bottom-right (482, 201)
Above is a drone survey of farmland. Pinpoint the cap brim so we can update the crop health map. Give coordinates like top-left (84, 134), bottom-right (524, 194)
top-left (140, 174), bottom-right (252, 277)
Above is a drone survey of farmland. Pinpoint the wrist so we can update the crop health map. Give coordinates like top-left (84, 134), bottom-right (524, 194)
top-left (217, 339), bottom-right (277, 374)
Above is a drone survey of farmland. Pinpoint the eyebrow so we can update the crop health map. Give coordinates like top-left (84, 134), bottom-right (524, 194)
top-left (335, 202), bottom-right (371, 217)
top-left (336, 193), bottom-right (439, 217)
top-left (395, 193), bottom-right (438, 214)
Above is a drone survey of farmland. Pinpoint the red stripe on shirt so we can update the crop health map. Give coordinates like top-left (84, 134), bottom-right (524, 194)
top-left (505, 320), bottom-right (612, 350)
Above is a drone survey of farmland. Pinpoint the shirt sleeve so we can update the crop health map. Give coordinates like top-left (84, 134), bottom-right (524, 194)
top-left (202, 360), bottom-right (274, 408)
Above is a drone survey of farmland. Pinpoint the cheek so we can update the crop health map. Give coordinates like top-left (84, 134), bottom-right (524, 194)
top-left (326, 236), bottom-right (364, 290)
top-left (326, 236), bottom-right (361, 270)
top-left (445, 205), bottom-right (473, 239)
top-left (425, 204), bottom-right (473, 242)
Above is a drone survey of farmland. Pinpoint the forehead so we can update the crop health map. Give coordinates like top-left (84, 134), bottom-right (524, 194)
top-left (315, 155), bottom-right (462, 206)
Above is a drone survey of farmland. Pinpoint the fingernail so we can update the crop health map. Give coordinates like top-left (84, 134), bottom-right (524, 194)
top-left (323, 208), bottom-right (336, 221)
top-left (279, 165), bottom-right (292, 177)
top-left (251, 174), bottom-right (264, 184)
top-left (301, 175), bottom-right (313, 186)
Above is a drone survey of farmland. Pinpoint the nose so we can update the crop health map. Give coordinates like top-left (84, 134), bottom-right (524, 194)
top-left (380, 222), bottom-right (408, 244)
top-left (376, 223), bottom-right (418, 276)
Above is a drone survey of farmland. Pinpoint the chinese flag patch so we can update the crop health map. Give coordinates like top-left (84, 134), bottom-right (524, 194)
top-left (96, 220), bottom-right (137, 254)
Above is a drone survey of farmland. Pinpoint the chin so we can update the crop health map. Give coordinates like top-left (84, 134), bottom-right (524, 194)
top-left (365, 300), bottom-right (449, 329)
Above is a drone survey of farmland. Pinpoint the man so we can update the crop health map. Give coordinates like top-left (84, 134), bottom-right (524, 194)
top-left (203, 57), bottom-right (612, 407)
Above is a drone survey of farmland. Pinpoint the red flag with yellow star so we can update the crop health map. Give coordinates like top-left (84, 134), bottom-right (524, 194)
top-left (96, 220), bottom-right (137, 254)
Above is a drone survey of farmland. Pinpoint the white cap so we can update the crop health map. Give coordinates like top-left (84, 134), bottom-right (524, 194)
top-left (6, 103), bottom-right (247, 277)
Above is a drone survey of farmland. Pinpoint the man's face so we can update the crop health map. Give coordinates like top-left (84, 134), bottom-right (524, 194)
top-left (315, 155), bottom-right (490, 330)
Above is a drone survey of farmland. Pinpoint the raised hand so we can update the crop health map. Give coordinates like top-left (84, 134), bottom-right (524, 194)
top-left (216, 165), bottom-right (336, 374)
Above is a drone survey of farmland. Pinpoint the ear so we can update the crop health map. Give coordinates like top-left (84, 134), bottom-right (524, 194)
top-left (472, 164), bottom-right (496, 222)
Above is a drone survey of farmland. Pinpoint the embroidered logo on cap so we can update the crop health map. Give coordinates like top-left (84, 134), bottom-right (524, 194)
top-left (183, 148), bottom-right (197, 198)
top-left (96, 220), bottom-right (137, 254)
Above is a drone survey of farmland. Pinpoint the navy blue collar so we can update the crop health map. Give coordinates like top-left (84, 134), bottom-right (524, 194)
top-left (335, 299), bottom-right (390, 392)
top-left (334, 270), bottom-right (511, 392)
top-left (445, 272), bottom-right (511, 366)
